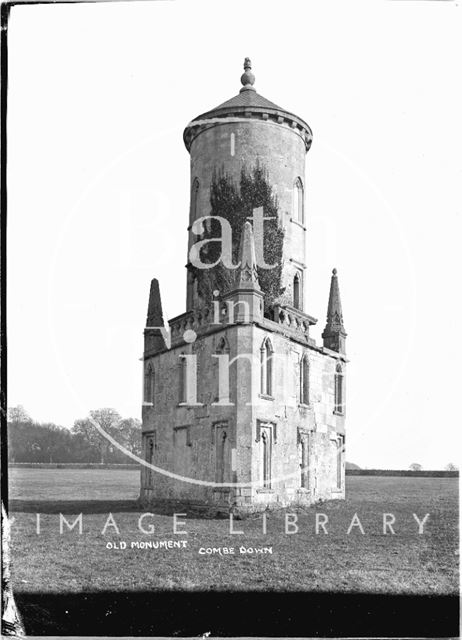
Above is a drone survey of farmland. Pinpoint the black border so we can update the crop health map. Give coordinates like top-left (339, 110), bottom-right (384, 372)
top-left (1, 2), bottom-right (9, 515)
top-left (13, 591), bottom-right (461, 637)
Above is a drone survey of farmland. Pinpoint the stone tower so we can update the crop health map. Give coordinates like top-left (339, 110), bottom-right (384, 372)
top-left (183, 57), bottom-right (312, 314)
top-left (140, 59), bottom-right (347, 514)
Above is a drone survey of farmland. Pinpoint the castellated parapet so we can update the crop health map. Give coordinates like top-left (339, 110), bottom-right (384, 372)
top-left (140, 59), bottom-right (347, 516)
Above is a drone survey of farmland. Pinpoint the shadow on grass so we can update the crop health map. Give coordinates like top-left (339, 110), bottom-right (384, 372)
top-left (10, 499), bottom-right (243, 519)
top-left (15, 590), bottom-right (459, 637)
top-left (9, 500), bottom-right (141, 514)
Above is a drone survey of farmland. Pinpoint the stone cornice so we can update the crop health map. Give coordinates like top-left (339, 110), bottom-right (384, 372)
top-left (183, 107), bottom-right (313, 153)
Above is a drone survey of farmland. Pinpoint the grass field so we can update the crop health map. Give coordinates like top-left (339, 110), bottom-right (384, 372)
top-left (8, 468), bottom-right (459, 595)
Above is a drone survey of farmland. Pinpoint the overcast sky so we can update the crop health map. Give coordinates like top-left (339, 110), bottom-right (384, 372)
top-left (7, 0), bottom-right (462, 469)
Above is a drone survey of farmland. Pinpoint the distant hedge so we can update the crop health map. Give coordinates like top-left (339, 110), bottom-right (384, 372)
top-left (346, 469), bottom-right (458, 478)
top-left (8, 463), bottom-right (140, 470)
top-left (8, 464), bottom-right (458, 477)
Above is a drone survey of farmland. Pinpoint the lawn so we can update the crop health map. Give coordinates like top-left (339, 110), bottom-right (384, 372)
top-left (8, 468), bottom-right (459, 595)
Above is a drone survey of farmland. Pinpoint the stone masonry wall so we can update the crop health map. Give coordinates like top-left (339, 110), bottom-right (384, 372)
top-left (140, 321), bottom-right (345, 514)
top-left (187, 120), bottom-right (308, 311)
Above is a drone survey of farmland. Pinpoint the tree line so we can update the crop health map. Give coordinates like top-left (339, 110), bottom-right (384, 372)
top-left (7, 406), bottom-right (141, 464)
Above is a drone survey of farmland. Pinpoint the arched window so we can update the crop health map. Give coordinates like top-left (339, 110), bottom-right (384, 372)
top-left (293, 272), bottom-right (301, 310)
top-left (260, 338), bottom-right (273, 397)
top-left (293, 178), bottom-right (304, 224)
top-left (230, 132), bottom-right (235, 157)
top-left (300, 354), bottom-right (310, 405)
top-left (149, 369), bottom-right (155, 404)
top-left (144, 365), bottom-right (151, 402)
top-left (145, 434), bottom-right (156, 488)
top-left (299, 435), bottom-right (309, 488)
top-left (179, 353), bottom-right (187, 404)
top-left (216, 336), bottom-right (229, 354)
top-left (261, 430), bottom-right (271, 488)
top-left (336, 436), bottom-right (344, 489)
top-left (190, 178), bottom-right (199, 225)
top-left (213, 337), bottom-right (230, 403)
top-left (334, 363), bottom-right (344, 414)
top-left (144, 364), bottom-right (155, 405)
top-left (216, 429), bottom-right (231, 483)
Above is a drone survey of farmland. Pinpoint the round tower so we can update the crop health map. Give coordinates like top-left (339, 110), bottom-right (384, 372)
top-left (183, 58), bottom-right (313, 314)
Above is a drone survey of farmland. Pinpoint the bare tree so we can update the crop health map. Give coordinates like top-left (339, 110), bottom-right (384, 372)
top-left (72, 408), bottom-right (122, 464)
top-left (118, 417), bottom-right (142, 457)
top-left (7, 405), bottom-right (32, 424)
top-left (445, 463), bottom-right (458, 471)
top-left (409, 463), bottom-right (423, 471)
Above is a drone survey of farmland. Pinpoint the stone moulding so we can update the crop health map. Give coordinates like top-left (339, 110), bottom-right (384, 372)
top-left (183, 108), bottom-right (313, 152)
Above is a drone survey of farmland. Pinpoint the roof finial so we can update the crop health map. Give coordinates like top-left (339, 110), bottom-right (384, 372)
top-left (240, 57), bottom-right (256, 93)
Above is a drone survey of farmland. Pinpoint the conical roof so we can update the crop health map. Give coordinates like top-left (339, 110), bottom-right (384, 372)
top-left (212, 90), bottom-right (284, 113)
top-left (183, 58), bottom-right (312, 152)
